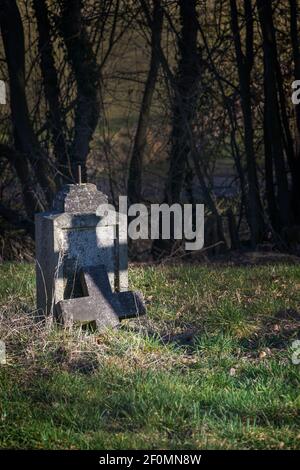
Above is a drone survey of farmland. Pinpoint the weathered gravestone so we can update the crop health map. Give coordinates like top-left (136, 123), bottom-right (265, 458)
top-left (35, 183), bottom-right (146, 329)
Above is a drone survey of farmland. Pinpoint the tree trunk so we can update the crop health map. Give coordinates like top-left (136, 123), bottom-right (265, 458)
top-left (33, 0), bottom-right (69, 186)
top-left (165, 0), bottom-right (199, 204)
top-left (0, 0), bottom-right (55, 214)
top-left (257, 0), bottom-right (290, 229)
top-left (289, 0), bottom-right (300, 222)
top-left (230, 0), bottom-right (264, 245)
top-left (127, 0), bottom-right (163, 205)
top-left (58, 0), bottom-right (101, 182)
top-left (264, 112), bottom-right (279, 229)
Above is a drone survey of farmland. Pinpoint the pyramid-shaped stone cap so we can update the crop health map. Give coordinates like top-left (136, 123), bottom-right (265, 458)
top-left (52, 184), bottom-right (108, 213)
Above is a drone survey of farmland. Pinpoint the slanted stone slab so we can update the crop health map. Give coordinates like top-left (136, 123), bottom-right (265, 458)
top-left (81, 265), bottom-right (146, 320)
top-left (56, 265), bottom-right (146, 330)
top-left (80, 265), bottom-right (122, 319)
top-left (56, 296), bottom-right (120, 329)
top-left (80, 265), bottom-right (146, 320)
top-left (116, 291), bottom-right (146, 319)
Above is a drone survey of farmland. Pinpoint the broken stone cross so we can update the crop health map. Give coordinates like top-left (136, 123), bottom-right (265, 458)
top-left (35, 182), bottom-right (146, 329)
top-left (35, 183), bottom-right (128, 316)
top-left (56, 265), bottom-right (146, 329)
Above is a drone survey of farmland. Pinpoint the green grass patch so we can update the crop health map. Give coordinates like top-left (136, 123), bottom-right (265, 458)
top-left (0, 262), bottom-right (299, 449)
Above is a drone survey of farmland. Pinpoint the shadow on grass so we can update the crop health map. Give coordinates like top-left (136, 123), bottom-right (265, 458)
top-left (122, 305), bottom-right (300, 357)
top-left (240, 308), bottom-right (300, 351)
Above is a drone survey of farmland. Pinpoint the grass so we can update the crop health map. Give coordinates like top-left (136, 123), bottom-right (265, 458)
top-left (0, 262), bottom-right (299, 449)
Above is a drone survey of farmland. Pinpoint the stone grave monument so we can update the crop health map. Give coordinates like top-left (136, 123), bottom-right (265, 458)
top-left (35, 182), bottom-right (145, 329)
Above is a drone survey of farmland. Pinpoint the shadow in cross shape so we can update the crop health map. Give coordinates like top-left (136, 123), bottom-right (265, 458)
top-left (60, 212), bottom-right (118, 300)
top-left (56, 265), bottom-right (146, 331)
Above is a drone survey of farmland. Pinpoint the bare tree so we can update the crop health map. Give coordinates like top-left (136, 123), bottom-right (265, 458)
top-left (33, 0), bottom-right (69, 186)
top-left (230, 0), bottom-right (264, 244)
top-left (165, 0), bottom-right (200, 205)
top-left (58, 0), bottom-right (101, 182)
top-left (127, 0), bottom-right (163, 205)
top-left (0, 0), bottom-right (56, 215)
top-left (289, 0), bottom-right (300, 223)
top-left (257, 0), bottom-right (290, 229)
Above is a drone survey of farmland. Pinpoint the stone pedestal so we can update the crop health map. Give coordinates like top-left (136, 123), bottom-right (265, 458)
top-left (35, 184), bottom-right (128, 316)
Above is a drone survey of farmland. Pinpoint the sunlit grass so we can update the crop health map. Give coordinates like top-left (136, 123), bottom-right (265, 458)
top-left (0, 262), bottom-right (299, 449)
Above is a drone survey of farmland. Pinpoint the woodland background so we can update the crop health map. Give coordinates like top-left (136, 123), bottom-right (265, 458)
top-left (1, 0), bottom-right (300, 260)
